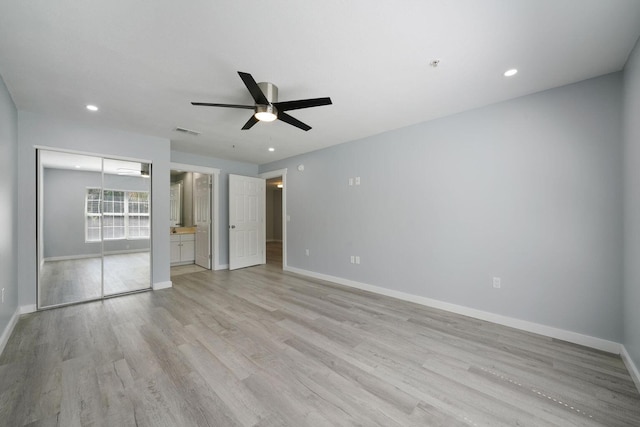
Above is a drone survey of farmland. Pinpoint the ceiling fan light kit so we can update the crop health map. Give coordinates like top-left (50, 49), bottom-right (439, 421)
top-left (192, 71), bottom-right (332, 131)
top-left (255, 104), bottom-right (277, 122)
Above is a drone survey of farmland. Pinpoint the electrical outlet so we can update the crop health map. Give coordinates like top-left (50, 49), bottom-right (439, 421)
top-left (355, 177), bottom-right (361, 185)
top-left (305, 249), bottom-right (309, 256)
top-left (355, 256), bottom-right (360, 264)
top-left (350, 255), bottom-right (355, 264)
top-left (348, 178), bottom-right (353, 186)
top-left (493, 277), bottom-right (501, 289)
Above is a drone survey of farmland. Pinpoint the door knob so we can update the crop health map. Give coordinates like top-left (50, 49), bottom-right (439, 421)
top-left (230, 225), bottom-right (236, 229)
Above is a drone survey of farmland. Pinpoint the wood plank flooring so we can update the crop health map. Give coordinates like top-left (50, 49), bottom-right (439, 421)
top-left (171, 263), bottom-right (209, 278)
top-left (39, 252), bottom-right (151, 307)
top-left (2, 263), bottom-right (639, 426)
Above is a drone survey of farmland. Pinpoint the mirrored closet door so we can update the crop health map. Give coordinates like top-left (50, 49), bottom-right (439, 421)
top-left (37, 150), bottom-right (152, 309)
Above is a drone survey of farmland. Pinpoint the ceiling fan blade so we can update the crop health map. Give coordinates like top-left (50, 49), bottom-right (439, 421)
top-left (242, 115), bottom-right (259, 130)
top-left (191, 102), bottom-right (254, 109)
top-left (278, 112), bottom-right (311, 131)
top-left (273, 97), bottom-right (332, 112)
top-left (238, 71), bottom-right (269, 105)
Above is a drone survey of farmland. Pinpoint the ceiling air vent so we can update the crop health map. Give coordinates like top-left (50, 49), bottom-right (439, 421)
top-left (174, 127), bottom-right (201, 136)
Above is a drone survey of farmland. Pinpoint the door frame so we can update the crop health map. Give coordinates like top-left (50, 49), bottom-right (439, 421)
top-left (258, 168), bottom-right (287, 269)
top-left (170, 163), bottom-right (222, 270)
top-left (36, 147), bottom-right (154, 310)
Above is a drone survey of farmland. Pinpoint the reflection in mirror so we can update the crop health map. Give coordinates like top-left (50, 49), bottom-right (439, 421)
top-left (38, 151), bottom-right (103, 307)
top-left (103, 158), bottom-right (151, 296)
top-left (37, 150), bottom-right (152, 308)
top-left (170, 181), bottom-right (182, 226)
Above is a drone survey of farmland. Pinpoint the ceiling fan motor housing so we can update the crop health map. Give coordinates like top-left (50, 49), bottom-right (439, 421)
top-left (255, 82), bottom-right (278, 120)
top-left (257, 82), bottom-right (278, 103)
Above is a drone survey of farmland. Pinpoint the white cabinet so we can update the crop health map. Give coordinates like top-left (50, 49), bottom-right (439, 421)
top-left (170, 233), bottom-right (195, 265)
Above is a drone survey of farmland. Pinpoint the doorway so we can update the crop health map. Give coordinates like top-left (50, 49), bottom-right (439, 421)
top-left (169, 163), bottom-right (220, 276)
top-left (265, 177), bottom-right (283, 267)
top-left (259, 168), bottom-right (287, 269)
top-left (37, 149), bottom-right (152, 309)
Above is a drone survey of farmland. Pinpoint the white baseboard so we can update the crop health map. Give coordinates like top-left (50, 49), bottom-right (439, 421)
top-left (44, 253), bottom-right (101, 262)
top-left (19, 304), bottom-right (37, 314)
top-left (0, 306), bottom-right (20, 357)
top-left (171, 261), bottom-right (195, 267)
top-left (103, 249), bottom-right (150, 256)
top-left (621, 346), bottom-right (640, 393)
top-left (284, 266), bottom-right (621, 354)
top-left (153, 281), bottom-right (172, 290)
top-left (216, 264), bottom-right (229, 270)
top-left (45, 249), bottom-right (149, 262)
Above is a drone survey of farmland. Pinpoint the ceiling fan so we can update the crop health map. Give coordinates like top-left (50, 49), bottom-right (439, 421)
top-left (192, 71), bottom-right (332, 131)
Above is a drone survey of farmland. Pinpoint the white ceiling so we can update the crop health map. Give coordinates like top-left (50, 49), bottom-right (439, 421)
top-left (1, 1), bottom-right (639, 165)
top-left (40, 150), bottom-right (147, 175)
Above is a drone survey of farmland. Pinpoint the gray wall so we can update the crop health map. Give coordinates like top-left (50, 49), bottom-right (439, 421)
top-left (170, 151), bottom-right (259, 266)
top-left (0, 74), bottom-right (18, 339)
top-left (623, 37), bottom-right (640, 372)
top-left (19, 112), bottom-right (171, 307)
top-left (43, 168), bottom-right (150, 258)
top-left (261, 73), bottom-right (624, 342)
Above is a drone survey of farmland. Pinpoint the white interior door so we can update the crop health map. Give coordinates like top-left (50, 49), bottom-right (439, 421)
top-left (229, 174), bottom-right (265, 270)
top-left (194, 174), bottom-right (211, 269)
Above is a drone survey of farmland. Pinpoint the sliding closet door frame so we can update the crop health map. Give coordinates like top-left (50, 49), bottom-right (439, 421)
top-left (36, 150), bottom-right (44, 310)
top-left (36, 146), bottom-right (153, 310)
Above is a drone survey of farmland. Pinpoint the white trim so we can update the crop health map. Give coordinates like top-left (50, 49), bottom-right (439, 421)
top-left (20, 304), bottom-right (36, 314)
top-left (171, 261), bottom-right (196, 266)
top-left (171, 163), bottom-right (220, 176)
top-left (284, 266), bottom-right (622, 354)
top-left (259, 168), bottom-right (287, 269)
top-left (621, 346), bottom-right (640, 393)
top-left (170, 163), bottom-right (220, 270)
top-left (44, 253), bottom-right (102, 262)
top-left (0, 306), bottom-right (21, 356)
top-left (216, 263), bottom-right (229, 270)
top-left (153, 281), bottom-right (172, 290)
top-left (103, 249), bottom-right (150, 256)
top-left (44, 249), bottom-right (149, 262)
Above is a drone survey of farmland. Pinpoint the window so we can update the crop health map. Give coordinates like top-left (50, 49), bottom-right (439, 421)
top-left (85, 188), bottom-right (102, 242)
top-left (85, 188), bottom-right (150, 241)
top-left (127, 191), bottom-right (150, 239)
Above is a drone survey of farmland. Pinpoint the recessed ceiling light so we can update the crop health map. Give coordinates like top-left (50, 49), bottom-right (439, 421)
top-left (268, 147), bottom-right (275, 152)
top-left (86, 104), bottom-right (99, 111)
top-left (75, 165), bottom-right (81, 169)
top-left (504, 69), bottom-right (518, 77)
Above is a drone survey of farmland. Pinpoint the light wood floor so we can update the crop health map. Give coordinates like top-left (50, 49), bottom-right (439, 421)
top-left (170, 263), bottom-right (209, 278)
top-left (39, 252), bottom-right (151, 308)
top-left (266, 241), bottom-right (283, 268)
top-left (2, 263), bottom-right (639, 426)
